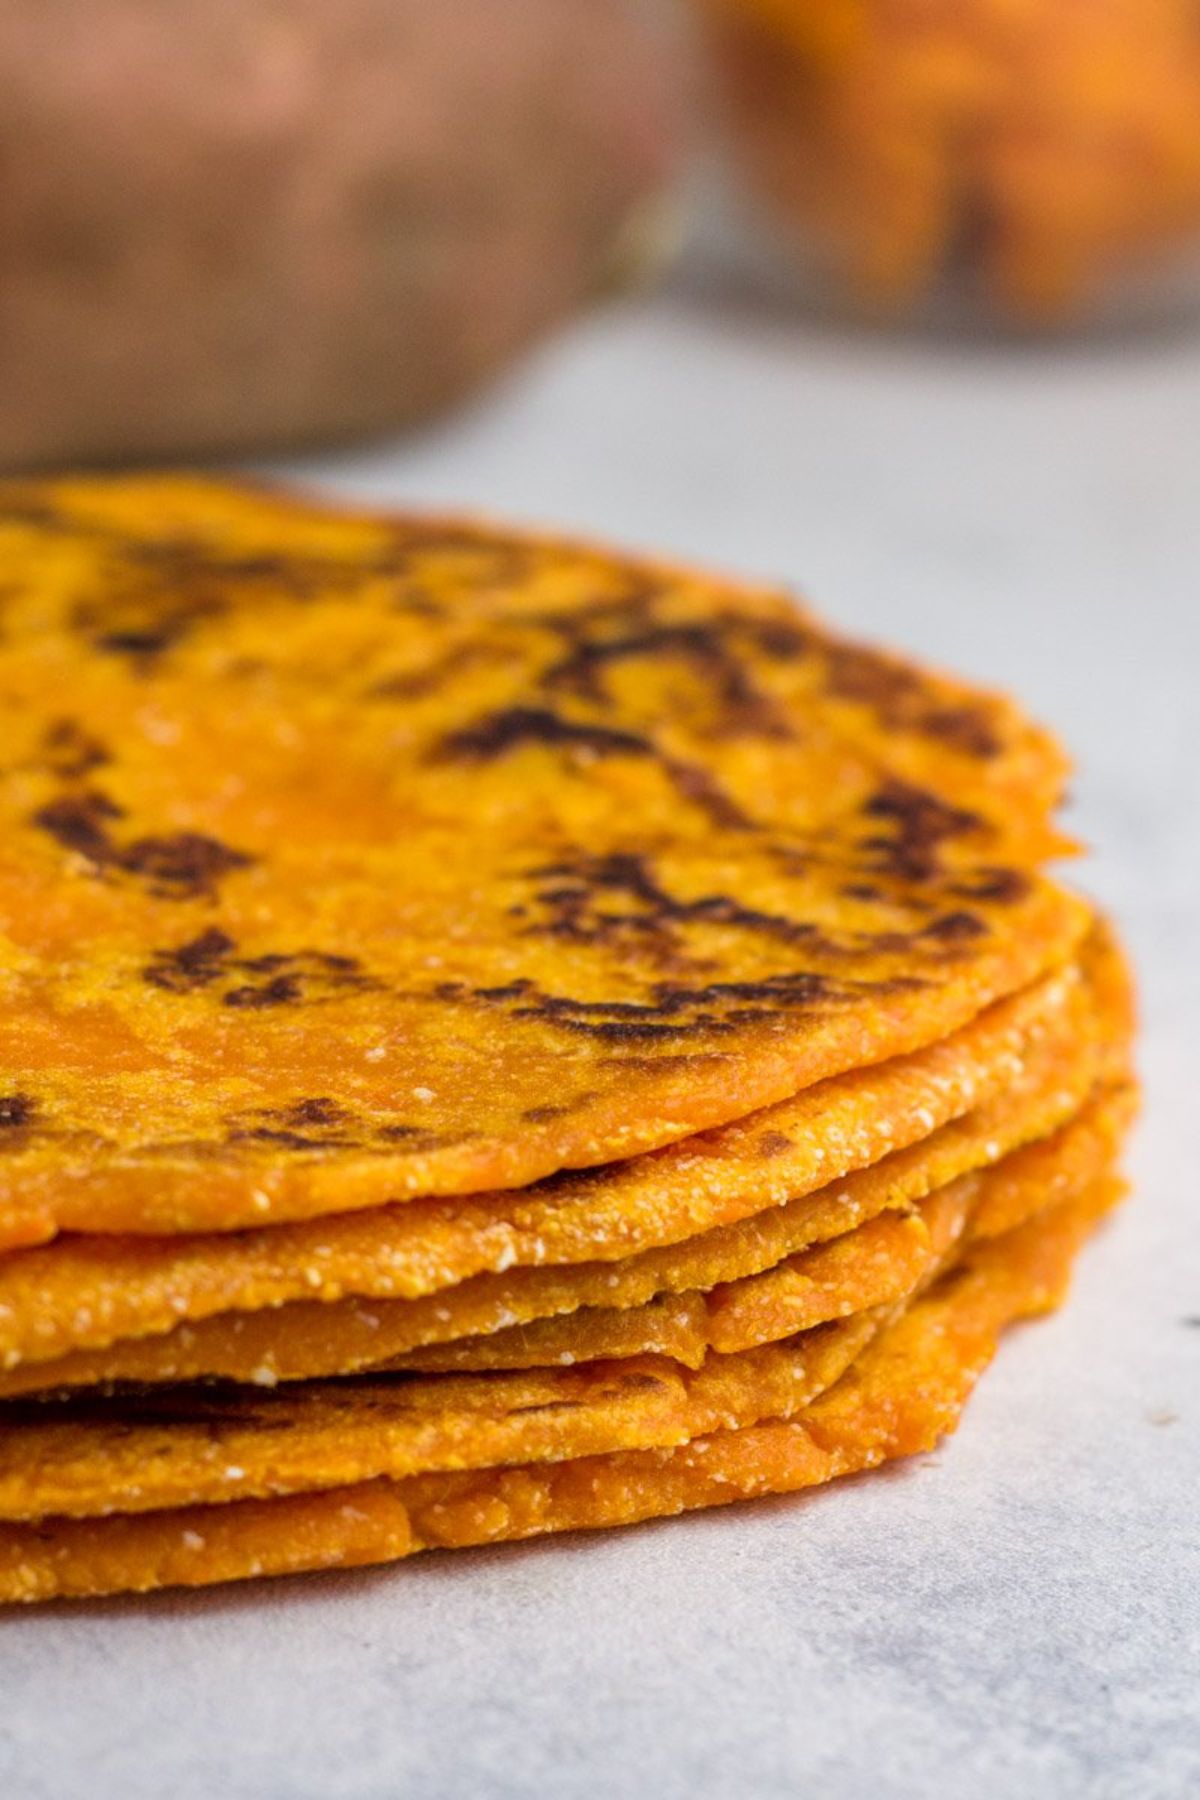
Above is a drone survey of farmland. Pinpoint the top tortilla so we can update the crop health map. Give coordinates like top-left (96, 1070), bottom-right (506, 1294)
top-left (0, 475), bottom-right (1085, 1238)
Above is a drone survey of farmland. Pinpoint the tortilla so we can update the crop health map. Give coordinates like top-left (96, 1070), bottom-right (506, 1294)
top-left (0, 1184), bottom-right (946, 1396)
top-left (0, 932), bottom-right (1123, 1378)
top-left (395, 1074), bottom-right (1133, 1374)
top-left (0, 1061), bottom-right (1129, 1401)
top-left (0, 1094), bottom-right (1127, 1524)
top-left (191, 1072), bottom-right (1136, 1381)
top-left (393, 1197), bottom-right (954, 1374)
top-left (0, 474), bottom-right (1086, 1247)
top-left (0, 1177), bottom-right (1119, 1602)
top-left (0, 1313), bottom-right (883, 1523)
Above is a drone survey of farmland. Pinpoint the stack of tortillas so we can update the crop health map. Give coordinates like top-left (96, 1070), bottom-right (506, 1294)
top-left (0, 477), bottom-right (1136, 1604)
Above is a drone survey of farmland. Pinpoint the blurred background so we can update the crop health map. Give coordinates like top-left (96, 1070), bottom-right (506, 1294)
top-left (6, 0), bottom-right (1200, 473)
top-left (3, 6), bottom-right (1197, 1795)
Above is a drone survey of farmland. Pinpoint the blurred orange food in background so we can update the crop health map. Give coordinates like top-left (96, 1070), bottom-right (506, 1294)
top-left (700, 0), bottom-right (1200, 322)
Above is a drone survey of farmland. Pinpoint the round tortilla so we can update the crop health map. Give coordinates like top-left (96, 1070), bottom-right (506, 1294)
top-left (0, 928), bottom-right (1125, 1377)
top-left (0, 1177), bottom-right (1119, 1602)
top-left (0, 474), bottom-right (1084, 1243)
top-left (0, 1097), bottom-right (1131, 1524)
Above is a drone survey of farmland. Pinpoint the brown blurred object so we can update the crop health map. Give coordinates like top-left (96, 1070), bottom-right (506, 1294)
top-left (0, 0), bottom-right (680, 469)
top-left (700, 0), bottom-right (1200, 324)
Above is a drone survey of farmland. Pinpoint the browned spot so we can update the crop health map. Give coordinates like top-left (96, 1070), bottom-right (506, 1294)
top-left (661, 756), bottom-right (753, 830)
top-left (508, 969), bottom-right (889, 1044)
top-left (144, 935), bottom-right (376, 1006)
top-left (439, 705), bottom-right (654, 763)
top-left (224, 974), bottom-right (303, 1009)
top-left (824, 640), bottom-right (1001, 758)
top-left (544, 617), bottom-right (796, 739)
top-left (526, 852), bottom-right (821, 954)
top-left (951, 868), bottom-right (1031, 905)
top-left (439, 709), bottom-right (751, 831)
top-left (143, 929), bottom-right (237, 993)
top-left (921, 706), bottom-right (1003, 759)
top-left (124, 833), bottom-right (253, 900)
top-left (288, 1098), bottom-right (351, 1128)
top-left (227, 1094), bottom-right (363, 1153)
top-left (522, 1100), bottom-right (591, 1123)
top-left (922, 911), bottom-right (988, 943)
top-left (861, 781), bottom-right (982, 883)
top-left (34, 791), bottom-right (253, 900)
top-left (0, 1094), bottom-right (35, 1129)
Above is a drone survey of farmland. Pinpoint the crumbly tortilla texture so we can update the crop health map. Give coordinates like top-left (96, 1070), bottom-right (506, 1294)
top-left (0, 1179), bottom-right (1119, 1602)
top-left (0, 1059), bottom-right (1131, 1396)
top-left (386, 1187), bottom-right (961, 1374)
top-left (6, 1068), bottom-right (1125, 1400)
top-left (397, 1072), bottom-right (1131, 1377)
top-left (0, 474), bottom-right (1086, 1246)
top-left (0, 923), bottom-right (1129, 1379)
top-left (0, 1314), bottom-right (883, 1523)
top-left (0, 1099), bottom-right (1130, 1524)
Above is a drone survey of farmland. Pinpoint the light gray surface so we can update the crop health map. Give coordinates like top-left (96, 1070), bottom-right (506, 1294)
top-left (4, 275), bottom-right (1199, 1800)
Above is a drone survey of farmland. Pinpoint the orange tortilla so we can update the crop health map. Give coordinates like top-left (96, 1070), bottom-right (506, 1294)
top-left (0, 1177), bottom-right (1119, 1602)
top-left (0, 474), bottom-right (1083, 1246)
top-left (0, 1100), bottom-right (1129, 1524)
top-left (0, 932), bottom-right (1125, 1379)
top-left (0, 1314), bottom-right (883, 1523)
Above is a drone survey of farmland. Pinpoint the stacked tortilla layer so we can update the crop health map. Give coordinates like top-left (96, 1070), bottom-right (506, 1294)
top-left (0, 477), bottom-right (1135, 1602)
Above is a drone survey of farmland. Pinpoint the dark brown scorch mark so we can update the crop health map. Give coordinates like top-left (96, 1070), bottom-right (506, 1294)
top-left (75, 542), bottom-right (233, 659)
top-left (512, 972), bottom-right (844, 1041)
top-left (663, 760), bottom-right (751, 830)
top-left (520, 850), bottom-right (984, 979)
top-left (918, 707), bottom-right (1002, 759)
top-left (450, 963), bottom-right (918, 1046)
top-left (918, 911), bottom-right (989, 943)
top-left (438, 707), bottom-right (751, 831)
top-left (950, 867), bottom-right (1031, 905)
top-left (289, 1098), bottom-right (348, 1127)
top-left (143, 928), bottom-right (236, 990)
top-left (525, 853), bottom-right (826, 955)
top-left (222, 948), bottom-right (374, 1010)
top-left (223, 1097), bottom-right (455, 1156)
top-left (0, 1094), bottom-right (35, 1129)
top-left (143, 931), bottom-right (377, 1008)
top-left (822, 640), bottom-right (1002, 758)
top-left (73, 538), bottom-right (410, 661)
top-left (228, 1097), bottom-right (362, 1152)
top-left (543, 616), bottom-right (801, 739)
top-left (441, 706), bottom-right (652, 762)
top-left (521, 1100), bottom-right (593, 1123)
top-left (33, 792), bottom-right (253, 900)
top-left (861, 781), bottom-right (983, 884)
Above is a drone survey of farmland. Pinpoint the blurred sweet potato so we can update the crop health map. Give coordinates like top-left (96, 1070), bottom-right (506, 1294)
top-left (0, 0), bottom-right (679, 467)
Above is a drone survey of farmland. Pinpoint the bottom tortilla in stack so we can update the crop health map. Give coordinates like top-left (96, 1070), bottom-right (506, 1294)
top-left (0, 922), bottom-right (1135, 1602)
top-left (0, 1168), bottom-right (1125, 1603)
